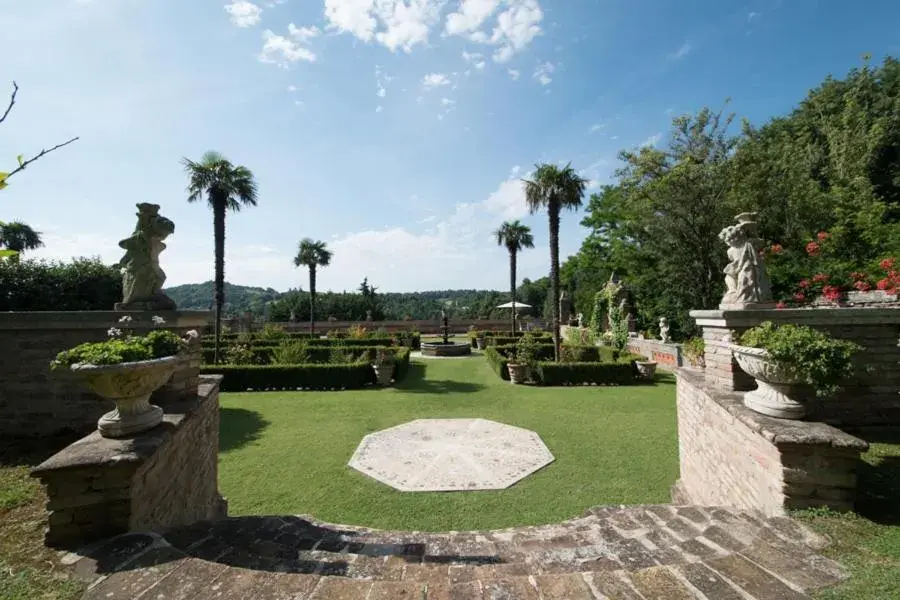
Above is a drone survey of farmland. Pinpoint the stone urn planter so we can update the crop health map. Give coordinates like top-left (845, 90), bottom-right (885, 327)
top-left (635, 360), bottom-right (657, 380)
top-left (476, 335), bottom-right (486, 350)
top-left (507, 363), bottom-right (529, 384)
top-left (372, 360), bottom-right (394, 386)
top-left (732, 345), bottom-right (805, 419)
top-left (70, 355), bottom-right (180, 438)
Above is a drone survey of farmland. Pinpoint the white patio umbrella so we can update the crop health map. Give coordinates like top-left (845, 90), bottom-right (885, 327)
top-left (495, 301), bottom-right (531, 309)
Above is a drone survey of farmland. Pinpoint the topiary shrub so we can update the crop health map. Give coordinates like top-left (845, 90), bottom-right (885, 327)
top-left (535, 360), bottom-right (637, 386)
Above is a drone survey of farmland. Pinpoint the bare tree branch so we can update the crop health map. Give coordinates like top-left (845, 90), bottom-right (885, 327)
top-left (0, 81), bottom-right (17, 126)
top-left (5, 137), bottom-right (80, 179)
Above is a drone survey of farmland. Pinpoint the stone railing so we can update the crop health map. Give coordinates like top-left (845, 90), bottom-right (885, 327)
top-left (0, 310), bottom-right (210, 438)
top-left (626, 338), bottom-right (683, 369)
top-left (31, 375), bottom-right (226, 548)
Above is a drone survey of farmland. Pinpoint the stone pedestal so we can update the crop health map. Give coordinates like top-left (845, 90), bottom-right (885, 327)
top-left (673, 369), bottom-right (868, 515)
top-left (690, 307), bottom-right (900, 426)
top-left (31, 376), bottom-right (227, 549)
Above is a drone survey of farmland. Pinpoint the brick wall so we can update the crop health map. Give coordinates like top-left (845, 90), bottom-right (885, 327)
top-left (691, 308), bottom-right (900, 427)
top-left (0, 311), bottom-right (210, 438)
top-left (674, 369), bottom-right (868, 515)
top-left (31, 376), bottom-right (227, 549)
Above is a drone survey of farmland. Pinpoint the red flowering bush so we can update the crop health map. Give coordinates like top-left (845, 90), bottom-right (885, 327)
top-left (770, 244), bottom-right (783, 255)
top-left (854, 280), bottom-right (872, 291)
top-left (812, 273), bottom-right (829, 283)
top-left (880, 257), bottom-right (896, 271)
top-left (817, 231), bottom-right (830, 241)
top-left (822, 285), bottom-right (843, 302)
top-left (805, 242), bottom-right (821, 256)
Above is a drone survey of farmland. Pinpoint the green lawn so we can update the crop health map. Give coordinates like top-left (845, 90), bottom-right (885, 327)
top-left (799, 431), bottom-right (900, 599)
top-left (218, 356), bottom-right (680, 531)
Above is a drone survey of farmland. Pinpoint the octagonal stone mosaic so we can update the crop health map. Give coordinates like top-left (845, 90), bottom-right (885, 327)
top-left (348, 418), bottom-right (555, 492)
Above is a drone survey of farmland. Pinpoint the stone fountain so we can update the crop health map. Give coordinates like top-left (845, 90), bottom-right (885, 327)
top-left (421, 310), bottom-right (472, 357)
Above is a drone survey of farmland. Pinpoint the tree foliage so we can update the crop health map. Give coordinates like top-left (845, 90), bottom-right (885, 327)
top-left (568, 57), bottom-right (900, 338)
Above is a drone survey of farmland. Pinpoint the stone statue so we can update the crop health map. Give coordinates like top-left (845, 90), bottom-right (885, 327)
top-left (577, 312), bottom-right (584, 328)
top-left (366, 310), bottom-right (373, 322)
top-left (659, 317), bottom-right (671, 344)
top-left (115, 203), bottom-right (176, 311)
top-left (719, 212), bottom-right (774, 309)
top-left (289, 310), bottom-right (296, 322)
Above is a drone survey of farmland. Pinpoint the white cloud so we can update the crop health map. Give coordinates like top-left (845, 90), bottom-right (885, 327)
top-left (375, 105), bottom-right (384, 112)
top-left (640, 132), bottom-right (662, 147)
top-left (225, 0), bottom-right (262, 27)
top-left (748, 11), bottom-right (760, 22)
top-left (440, 97), bottom-right (455, 106)
top-left (509, 165), bottom-right (521, 177)
top-left (376, 85), bottom-right (386, 97)
top-left (533, 61), bottom-right (554, 86)
top-left (667, 41), bottom-right (691, 60)
top-left (474, 60), bottom-right (486, 71)
top-left (259, 29), bottom-right (316, 66)
top-left (288, 23), bottom-right (321, 41)
top-left (508, 68), bottom-right (520, 80)
top-left (324, 0), bottom-right (444, 53)
top-left (462, 50), bottom-right (483, 62)
top-left (445, 0), bottom-right (502, 35)
top-left (422, 72), bottom-right (450, 89)
top-left (287, 85), bottom-right (297, 92)
top-left (588, 122), bottom-right (605, 133)
top-left (445, 0), bottom-right (543, 63)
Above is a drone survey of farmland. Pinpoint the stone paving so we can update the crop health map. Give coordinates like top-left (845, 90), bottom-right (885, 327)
top-left (68, 504), bottom-right (846, 599)
top-left (348, 419), bottom-right (555, 492)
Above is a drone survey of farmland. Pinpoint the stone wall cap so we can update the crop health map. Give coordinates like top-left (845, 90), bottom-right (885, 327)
top-left (676, 369), bottom-right (869, 451)
top-left (690, 307), bottom-right (900, 327)
top-left (0, 310), bottom-right (212, 330)
top-left (31, 375), bottom-right (221, 477)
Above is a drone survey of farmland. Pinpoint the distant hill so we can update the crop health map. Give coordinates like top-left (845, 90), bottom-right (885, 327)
top-left (164, 281), bottom-right (281, 314)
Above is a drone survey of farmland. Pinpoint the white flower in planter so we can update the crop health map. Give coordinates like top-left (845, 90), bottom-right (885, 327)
top-left (107, 327), bottom-right (123, 338)
top-left (151, 315), bottom-right (166, 325)
top-left (118, 315), bottom-right (133, 323)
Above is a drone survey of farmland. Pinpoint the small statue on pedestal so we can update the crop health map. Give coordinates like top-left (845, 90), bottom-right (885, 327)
top-left (719, 212), bottom-right (774, 309)
top-left (115, 203), bottom-right (177, 311)
top-left (659, 317), bottom-right (671, 343)
top-left (577, 312), bottom-right (584, 328)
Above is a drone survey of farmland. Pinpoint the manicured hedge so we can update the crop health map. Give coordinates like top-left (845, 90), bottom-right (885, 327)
top-left (202, 348), bottom-right (411, 391)
top-left (201, 362), bottom-right (375, 391)
top-left (484, 346), bottom-right (641, 386)
top-left (203, 345), bottom-right (409, 366)
top-left (0, 258), bottom-right (122, 311)
top-left (491, 343), bottom-right (556, 361)
top-left (536, 361), bottom-right (637, 386)
top-left (203, 332), bottom-right (318, 342)
top-left (202, 337), bottom-right (397, 351)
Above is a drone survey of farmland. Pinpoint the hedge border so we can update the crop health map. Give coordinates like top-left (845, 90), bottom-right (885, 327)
top-left (483, 346), bottom-right (642, 386)
top-left (202, 348), bottom-right (411, 391)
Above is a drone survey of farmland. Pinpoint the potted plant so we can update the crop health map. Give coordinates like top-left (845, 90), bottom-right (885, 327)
top-left (732, 321), bottom-right (861, 420)
top-left (634, 359), bottom-right (657, 380)
top-left (372, 347), bottom-right (395, 386)
top-left (475, 330), bottom-right (487, 350)
top-left (50, 316), bottom-right (198, 438)
top-left (507, 333), bottom-right (538, 385)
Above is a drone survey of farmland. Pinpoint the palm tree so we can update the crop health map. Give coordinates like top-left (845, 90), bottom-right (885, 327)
top-left (0, 221), bottom-right (43, 253)
top-left (293, 239), bottom-right (332, 335)
top-left (523, 163), bottom-right (587, 361)
top-left (494, 220), bottom-right (534, 334)
top-left (183, 151), bottom-right (258, 364)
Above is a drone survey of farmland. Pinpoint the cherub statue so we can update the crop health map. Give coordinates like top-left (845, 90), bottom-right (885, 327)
top-left (115, 203), bottom-right (177, 311)
top-left (719, 212), bottom-right (773, 308)
top-left (659, 317), bottom-right (671, 343)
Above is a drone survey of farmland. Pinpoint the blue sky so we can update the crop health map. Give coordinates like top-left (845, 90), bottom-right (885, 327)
top-left (2, 0), bottom-right (899, 292)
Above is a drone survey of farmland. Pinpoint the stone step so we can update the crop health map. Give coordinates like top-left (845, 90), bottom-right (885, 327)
top-left (67, 504), bottom-right (846, 600)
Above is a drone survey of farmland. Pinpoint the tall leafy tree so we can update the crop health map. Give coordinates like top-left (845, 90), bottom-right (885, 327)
top-left (523, 163), bottom-right (588, 361)
top-left (0, 221), bottom-right (43, 253)
top-left (183, 151), bottom-right (258, 364)
top-left (293, 239), bottom-right (332, 334)
top-left (494, 220), bottom-right (534, 333)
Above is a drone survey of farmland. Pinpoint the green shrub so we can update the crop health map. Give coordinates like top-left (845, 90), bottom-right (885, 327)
top-left (224, 342), bottom-right (261, 365)
top-left (256, 323), bottom-right (288, 342)
top-left (492, 343), bottom-right (556, 361)
top-left (739, 321), bottom-right (862, 397)
top-left (536, 361), bottom-right (637, 386)
top-left (560, 345), bottom-right (601, 362)
top-left (484, 347), bottom-right (510, 380)
top-left (682, 337), bottom-right (705, 366)
top-left (0, 258), bottom-right (121, 311)
top-left (202, 362), bottom-right (374, 391)
top-left (513, 332), bottom-right (540, 368)
top-left (393, 348), bottom-right (411, 381)
top-left (271, 340), bottom-right (310, 364)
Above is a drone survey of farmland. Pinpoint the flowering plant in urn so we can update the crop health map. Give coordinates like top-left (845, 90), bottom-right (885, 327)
top-left (50, 315), bottom-right (199, 438)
